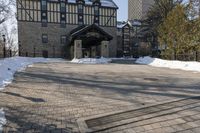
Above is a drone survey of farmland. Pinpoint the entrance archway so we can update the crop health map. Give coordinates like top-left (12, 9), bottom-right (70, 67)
top-left (70, 24), bottom-right (113, 59)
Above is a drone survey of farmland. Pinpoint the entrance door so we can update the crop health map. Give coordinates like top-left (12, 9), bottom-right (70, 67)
top-left (42, 50), bottom-right (48, 58)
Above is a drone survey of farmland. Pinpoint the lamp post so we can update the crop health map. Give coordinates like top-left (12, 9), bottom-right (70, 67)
top-left (2, 35), bottom-right (6, 58)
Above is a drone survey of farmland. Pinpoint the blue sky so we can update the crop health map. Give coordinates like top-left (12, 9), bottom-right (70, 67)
top-left (113, 0), bottom-right (128, 21)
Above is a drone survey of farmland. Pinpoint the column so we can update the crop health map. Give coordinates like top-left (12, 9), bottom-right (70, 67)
top-left (91, 46), bottom-right (96, 58)
top-left (101, 41), bottom-right (109, 58)
top-left (74, 40), bottom-right (82, 59)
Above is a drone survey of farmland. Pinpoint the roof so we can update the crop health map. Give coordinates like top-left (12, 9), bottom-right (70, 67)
top-left (117, 21), bottom-right (132, 28)
top-left (67, 0), bottom-right (118, 8)
top-left (70, 24), bottom-right (113, 41)
top-left (117, 20), bottom-right (143, 29)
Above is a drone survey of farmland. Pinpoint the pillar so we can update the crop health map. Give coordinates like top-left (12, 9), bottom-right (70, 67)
top-left (91, 46), bottom-right (96, 58)
top-left (74, 40), bottom-right (82, 59)
top-left (101, 41), bottom-right (109, 58)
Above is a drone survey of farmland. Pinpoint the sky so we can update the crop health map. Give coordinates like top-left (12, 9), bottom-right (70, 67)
top-left (113, 0), bottom-right (128, 21)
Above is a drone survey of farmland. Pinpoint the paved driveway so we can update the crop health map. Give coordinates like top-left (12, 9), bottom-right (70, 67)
top-left (0, 61), bottom-right (200, 133)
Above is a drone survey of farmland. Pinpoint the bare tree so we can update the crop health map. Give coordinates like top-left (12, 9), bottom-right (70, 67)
top-left (0, 0), bottom-right (15, 24)
top-left (1, 23), bottom-right (18, 56)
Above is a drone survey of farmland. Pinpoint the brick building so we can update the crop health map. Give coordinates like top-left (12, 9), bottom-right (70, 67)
top-left (17, 0), bottom-right (118, 59)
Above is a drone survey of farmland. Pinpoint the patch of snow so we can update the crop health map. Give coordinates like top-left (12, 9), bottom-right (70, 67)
top-left (136, 56), bottom-right (200, 72)
top-left (0, 108), bottom-right (6, 132)
top-left (111, 57), bottom-right (136, 61)
top-left (71, 57), bottom-right (112, 64)
top-left (0, 57), bottom-right (61, 90)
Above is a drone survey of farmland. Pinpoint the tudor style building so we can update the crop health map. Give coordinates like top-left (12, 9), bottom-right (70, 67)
top-left (17, 0), bottom-right (118, 58)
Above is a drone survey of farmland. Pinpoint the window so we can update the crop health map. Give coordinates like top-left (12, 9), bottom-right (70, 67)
top-left (94, 6), bottom-right (99, 15)
top-left (78, 4), bottom-right (83, 13)
top-left (41, 0), bottom-right (47, 10)
top-left (61, 2), bottom-right (66, 12)
top-left (60, 35), bottom-right (66, 44)
top-left (42, 34), bottom-right (48, 43)
top-left (94, 5), bottom-right (99, 24)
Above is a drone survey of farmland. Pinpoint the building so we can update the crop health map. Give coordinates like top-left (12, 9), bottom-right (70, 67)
top-left (117, 20), bottom-right (152, 57)
top-left (17, 0), bottom-right (118, 59)
top-left (128, 0), bottom-right (154, 20)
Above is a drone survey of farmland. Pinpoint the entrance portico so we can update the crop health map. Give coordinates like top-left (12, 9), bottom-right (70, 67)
top-left (70, 24), bottom-right (113, 59)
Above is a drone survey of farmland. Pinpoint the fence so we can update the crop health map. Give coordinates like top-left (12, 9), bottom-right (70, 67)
top-left (161, 52), bottom-right (200, 62)
top-left (0, 49), bottom-right (15, 58)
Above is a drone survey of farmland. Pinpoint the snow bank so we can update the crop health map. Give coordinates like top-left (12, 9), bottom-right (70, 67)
top-left (0, 108), bottom-right (6, 132)
top-left (0, 57), bottom-right (59, 90)
top-left (136, 56), bottom-right (200, 72)
top-left (111, 57), bottom-right (136, 60)
top-left (71, 57), bottom-right (112, 64)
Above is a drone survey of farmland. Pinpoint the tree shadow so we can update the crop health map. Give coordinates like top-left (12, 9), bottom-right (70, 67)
top-left (2, 105), bottom-right (77, 133)
top-left (2, 92), bottom-right (45, 103)
top-left (15, 70), bottom-right (200, 100)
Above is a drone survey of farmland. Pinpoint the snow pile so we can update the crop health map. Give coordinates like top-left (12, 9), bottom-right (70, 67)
top-left (71, 57), bottom-right (112, 64)
top-left (111, 57), bottom-right (136, 61)
top-left (136, 56), bottom-right (200, 72)
top-left (0, 57), bottom-right (59, 90)
top-left (0, 108), bottom-right (6, 132)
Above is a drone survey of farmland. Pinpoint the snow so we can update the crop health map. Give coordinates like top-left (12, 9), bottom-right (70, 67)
top-left (111, 57), bottom-right (136, 61)
top-left (136, 56), bottom-right (200, 72)
top-left (71, 57), bottom-right (112, 64)
top-left (0, 57), bottom-right (60, 90)
top-left (0, 108), bottom-right (6, 132)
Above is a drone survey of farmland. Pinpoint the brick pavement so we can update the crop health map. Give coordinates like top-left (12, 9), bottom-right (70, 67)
top-left (0, 62), bottom-right (200, 133)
